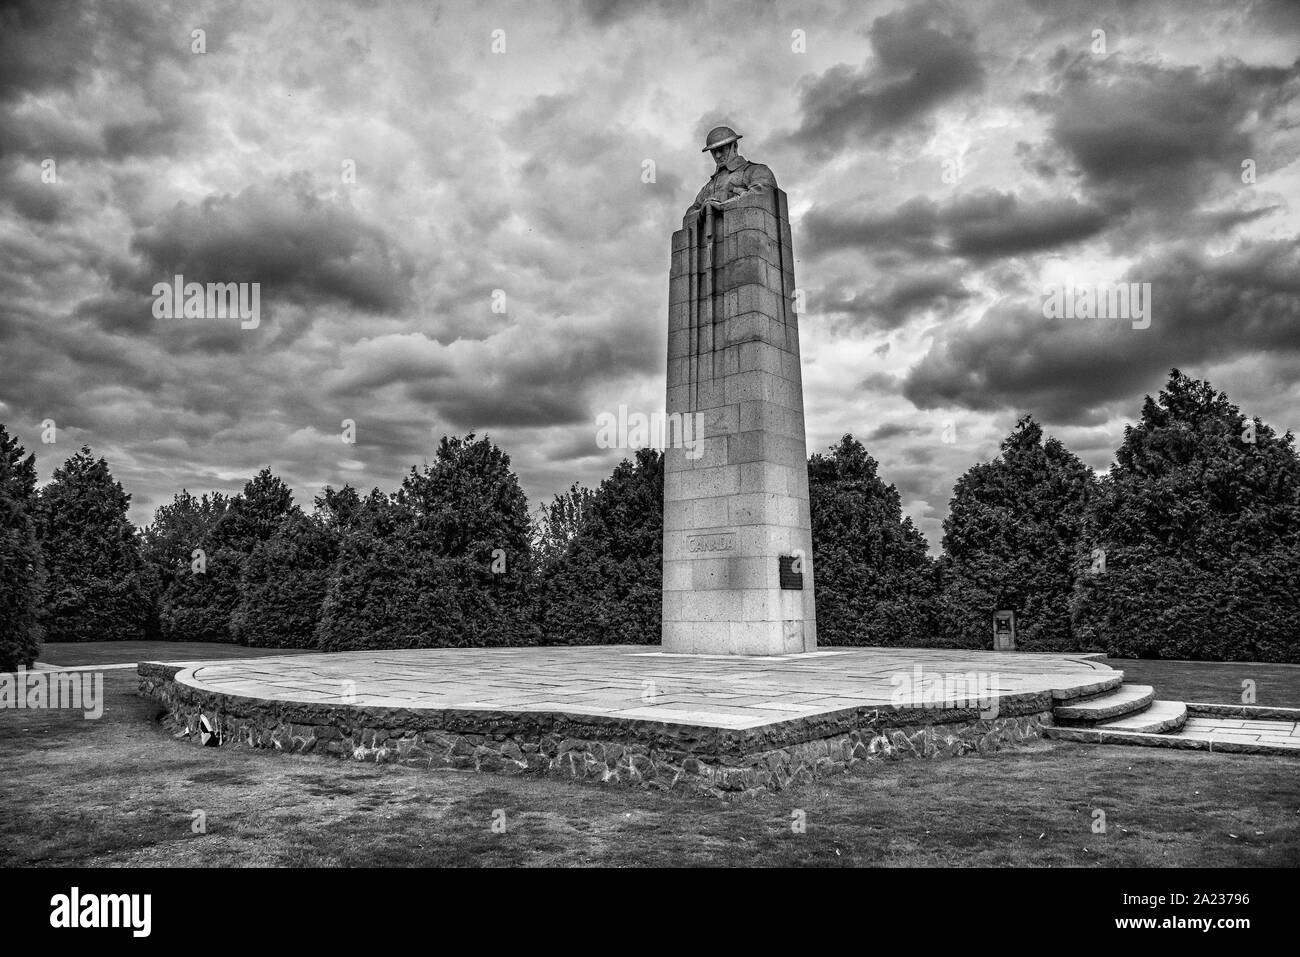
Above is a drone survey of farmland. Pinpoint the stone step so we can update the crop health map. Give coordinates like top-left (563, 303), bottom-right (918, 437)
top-left (1052, 684), bottom-right (1154, 725)
top-left (1049, 672), bottom-right (1125, 703)
top-left (1095, 699), bottom-right (1187, 734)
top-left (1045, 713), bottom-right (1300, 756)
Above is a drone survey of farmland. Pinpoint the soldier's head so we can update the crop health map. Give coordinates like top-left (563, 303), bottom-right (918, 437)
top-left (702, 126), bottom-right (742, 166)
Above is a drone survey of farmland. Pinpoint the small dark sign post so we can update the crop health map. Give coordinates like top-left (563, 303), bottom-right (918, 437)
top-left (993, 609), bottom-right (1016, 651)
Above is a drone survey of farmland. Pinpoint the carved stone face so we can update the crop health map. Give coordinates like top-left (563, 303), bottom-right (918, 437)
top-left (709, 142), bottom-right (737, 167)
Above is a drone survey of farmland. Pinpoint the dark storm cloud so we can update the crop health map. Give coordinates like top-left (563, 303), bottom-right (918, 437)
top-left (1028, 54), bottom-right (1300, 211)
top-left (73, 293), bottom-right (156, 337)
top-left (867, 422), bottom-right (919, 442)
top-left (0, 164), bottom-right (67, 223)
top-left (1194, 205), bottom-right (1283, 233)
top-left (0, 0), bottom-right (197, 160)
top-left (824, 273), bottom-right (973, 332)
top-left (384, 337), bottom-right (606, 432)
top-left (129, 178), bottom-right (415, 314)
top-left (406, 377), bottom-right (591, 431)
top-left (100, 109), bottom-right (192, 162)
top-left (0, 298), bottom-right (164, 426)
top-left (884, 275), bottom-right (972, 314)
top-left (502, 89), bottom-right (688, 242)
top-left (806, 196), bottom-right (940, 255)
top-left (542, 431), bottom-right (614, 465)
top-left (858, 371), bottom-right (902, 393)
top-left (1247, 0), bottom-right (1300, 33)
top-left (903, 238), bottom-right (1300, 421)
top-left (0, 0), bottom-right (94, 101)
top-left (789, 2), bottom-right (985, 151)
top-left (946, 192), bottom-right (1112, 257)
top-left (901, 445), bottom-right (939, 465)
top-left (579, 0), bottom-right (695, 26)
top-left (806, 191), bottom-right (1111, 260)
top-left (326, 293), bottom-right (661, 433)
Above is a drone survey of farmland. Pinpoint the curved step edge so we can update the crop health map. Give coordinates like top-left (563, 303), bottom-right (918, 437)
top-left (1054, 684), bottom-right (1155, 724)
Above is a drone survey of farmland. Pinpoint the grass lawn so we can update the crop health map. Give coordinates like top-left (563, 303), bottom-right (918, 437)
top-left (1102, 657), bottom-right (1300, 709)
top-left (1, 652), bottom-right (1297, 867)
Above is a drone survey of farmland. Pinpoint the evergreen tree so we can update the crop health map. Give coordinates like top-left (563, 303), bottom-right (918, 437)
top-left (163, 468), bottom-right (297, 642)
top-left (34, 447), bottom-right (151, 642)
top-left (936, 416), bottom-right (1096, 650)
top-left (532, 482), bottom-right (596, 574)
top-left (231, 511), bottom-right (339, 649)
top-left (0, 425), bottom-right (43, 669)
top-left (314, 484), bottom-right (364, 529)
top-left (1072, 370), bottom-right (1300, 661)
top-left (316, 436), bottom-right (538, 650)
top-left (808, 435), bottom-right (936, 646)
top-left (231, 484), bottom-right (367, 649)
top-left (535, 448), bottom-right (663, 645)
top-left (141, 490), bottom-right (230, 640)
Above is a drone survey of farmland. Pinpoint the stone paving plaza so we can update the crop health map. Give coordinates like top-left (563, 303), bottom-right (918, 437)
top-left (165, 645), bottom-right (1118, 731)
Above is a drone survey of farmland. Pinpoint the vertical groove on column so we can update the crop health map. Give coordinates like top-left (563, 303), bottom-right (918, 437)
top-left (687, 214), bottom-right (698, 411)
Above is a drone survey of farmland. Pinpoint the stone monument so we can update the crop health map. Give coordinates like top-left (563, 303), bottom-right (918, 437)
top-left (661, 125), bottom-right (817, 655)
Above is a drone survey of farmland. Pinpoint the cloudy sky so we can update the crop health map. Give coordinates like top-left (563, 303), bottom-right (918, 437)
top-left (2, 0), bottom-right (1298, 549)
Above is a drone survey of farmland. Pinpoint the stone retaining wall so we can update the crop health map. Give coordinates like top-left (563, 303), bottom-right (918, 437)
top-left (140, 662), bottom-right (1053, 798)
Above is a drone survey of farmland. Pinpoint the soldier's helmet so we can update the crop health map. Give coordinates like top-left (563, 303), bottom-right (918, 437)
top-left (701, 126), bottom-right (743, 152)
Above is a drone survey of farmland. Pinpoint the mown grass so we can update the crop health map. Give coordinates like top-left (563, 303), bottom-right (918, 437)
top-left (2, 658), bottom-right (1297, 867)
top-left (1102, 657), bottom-right (1300, 709)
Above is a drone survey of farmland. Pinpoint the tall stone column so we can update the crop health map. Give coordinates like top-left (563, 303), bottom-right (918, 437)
top-left (662, 187), bottom-right (817, 655)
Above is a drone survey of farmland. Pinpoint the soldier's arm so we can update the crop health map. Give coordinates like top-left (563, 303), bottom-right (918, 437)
top-left (721, 163), bottom-right (777, 203)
